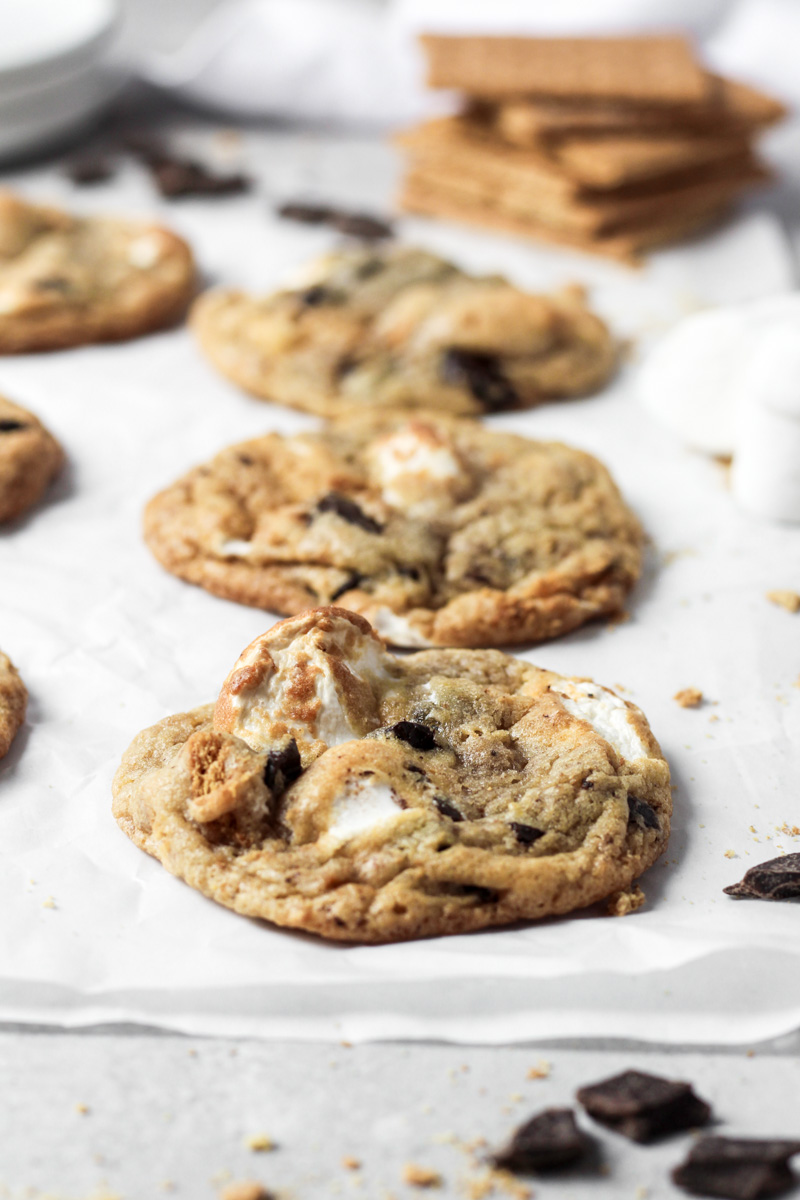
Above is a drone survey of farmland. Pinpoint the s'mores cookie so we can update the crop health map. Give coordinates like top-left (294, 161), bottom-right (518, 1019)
top-left (113, 607), bottom-right (671, 943)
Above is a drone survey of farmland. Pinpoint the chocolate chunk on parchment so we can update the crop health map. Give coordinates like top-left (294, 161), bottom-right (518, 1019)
top-left (576, 1069), bottom-right (712, 1142)
top-left (672, 1137), bottom-right (800, 1199)
top-left (264, 739), bottom-right (302, 795)
top-left (149, 157), bottom-right (250, 198)
top-left (724, 852), bottom-right (800, 901)
top-left (441, 350), bottom-right (518, 411)
top-left (67, 156), bottom-right (115, 185)
top-left (389, 721), bottom-right (438, 751)
top-left (278, 201), bottom-right (394, 240)
top-left (492, 1107), bottom-right (593, 1173)
top-left (316, 492), bottom-right (383, 534)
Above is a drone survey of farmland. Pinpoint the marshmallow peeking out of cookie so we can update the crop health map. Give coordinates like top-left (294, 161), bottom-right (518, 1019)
top-left (367, 420), bottom-right (468, 516)
top-left (214, 608), bottom-right (395, 756)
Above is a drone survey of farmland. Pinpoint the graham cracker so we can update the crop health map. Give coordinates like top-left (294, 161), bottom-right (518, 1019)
top-left (399, 120), bottom-right (771, 234)
top-left (421, 35), bottom-right (711, 104)
top-left (550, 132), bottom-right (752, 188)
top-left (490, 75), bottom-right (786, 143)
top-left (399, 176), bottom-right (731, 263)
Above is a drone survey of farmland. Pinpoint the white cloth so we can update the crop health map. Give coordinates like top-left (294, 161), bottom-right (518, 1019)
top-left (1, 130), bottom-right (798, 1043)
top-left (138, 0), bottom-right (800, 127)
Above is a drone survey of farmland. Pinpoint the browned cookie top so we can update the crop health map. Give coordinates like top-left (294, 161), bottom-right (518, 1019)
top-left (113, 608), bottom-right (671, 943)
top-left (144, 412), bottom-right (642, 648)
top-left (191, 244), bottom-right (616, 415)
top-left (0, 396), bottom-right (64, 523)
top-left (0, 651), bottom-right (27, 761)
top-left (0, 191), bottom-right (196, 352)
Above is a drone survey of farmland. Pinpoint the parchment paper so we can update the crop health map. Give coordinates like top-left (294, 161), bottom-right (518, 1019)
top-left (1, 127), bottom-right (798, 1042)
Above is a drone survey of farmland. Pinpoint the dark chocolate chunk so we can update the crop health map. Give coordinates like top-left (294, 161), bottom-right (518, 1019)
top-left (672, 1137), bottom-right (800, 1199)
top-left (264, 739), bottom-right (302, 795)
top-left (67, 155), bottom-right (115, 185)
top-left (315, 492), bottom-right (383, 534)
top-left (34, 277), bottom-right (71, 293)
top-left (581, 777), bottom-right (595, 790)
top-left (298, 284), bottom-right (338, 307)
top-left (139, 146), bottom-right (250, 198)
top-left (433, 796), bottom-right (463, 822)
top-left (441, 349), bottom-right (518, 411)
top-left (277, 201), bottom-right (393, 240)
top-left (510, 822), bottom-right (545, 845)
top-left (724, 852), bottom-right (800, 901)
top-left (627, 795), bottom-right (661, 831)
top-left (389, 721), bottom-right (438, 751)
top-left (329, 572), bottom-right (363, 602)
top-left (492, 1108), bottom-right (593, 1173)
top-left (0, 420), bottom-right (27, 433)
top-left (577, 1069), bottom-right (711, 1143)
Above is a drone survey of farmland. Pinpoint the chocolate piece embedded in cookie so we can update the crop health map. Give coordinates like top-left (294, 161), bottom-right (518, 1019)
top-left (672, 1137), bottom-right (800, 1200)
top-left (0, 190), bottom-right (196, 352)
top-left (0, 651), bottom-right (27, 760)
top-left (143, 411), bottom-right (643, 648)
top-left (492, 1108), bottom-right (593, 1173)
top-left (724, 853), bottom-right (800, 901)
top-left (0, 396), bottom-right (64, 522)
top-left (191, 244), bottom-right (616, 416)
top-left (577, 1070), bottom-right (712, 1142)
top-left (113, 607), bottom-right (671, 943)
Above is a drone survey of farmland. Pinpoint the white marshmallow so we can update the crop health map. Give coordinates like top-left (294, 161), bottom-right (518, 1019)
top-left (370, 606), bottom-right (432, 648)
top-left (731, 322), bottom-right (800, 523)
top-left (327, 778), bottom-right (402, 843)
top-left (551, 680), bottom-right (647, 763)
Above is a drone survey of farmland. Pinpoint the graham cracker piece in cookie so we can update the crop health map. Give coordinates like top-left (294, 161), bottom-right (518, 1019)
top-left (421, 35), bottom-right (711, 104)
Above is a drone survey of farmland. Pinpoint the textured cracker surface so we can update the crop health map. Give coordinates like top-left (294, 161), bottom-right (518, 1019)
top-left (144, 412), bottom-right (643, 648)
top-left (113, 608), bottom-right (671, 944)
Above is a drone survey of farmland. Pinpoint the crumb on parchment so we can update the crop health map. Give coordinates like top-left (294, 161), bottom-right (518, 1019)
top-left (403, 1163), bottom-right (443, 1188)
top-left (220, 1183), bottom-right (273, 1200)
top-left (766, 589), bottom-right (800, 613)
top-left (245, 1134), bottom-right (275, 1152)
top-left (674, 687), bottom-right (703, 708)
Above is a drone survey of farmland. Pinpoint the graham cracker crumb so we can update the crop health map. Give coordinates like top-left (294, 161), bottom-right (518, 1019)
top-left (607, 884), bottom-right (645, 916)
top-left (724, 849), bottom-right (737, 859)
top-left (42, 895), bottom-right (57, 909)
top-left (778, 823), bottom-right (800, 837)
top-left (245, 1134), bottom-right (275, 1153)
top-left (467, 1167), bottom-right (533, 1199)
top-left (75, 1103), bottom-right (90, 1115)
top-left (220, 1184), bottom-right (272, 1200)
top-left (403, 1163), bottom-right (442, 1188)
top-left (766, 589), bottom-right (800, 613)
top-left (674, 687), bottom-right (703, 708)
top-left (526, 1059), bottom-right (551, 1080)
top-left (342, 1156), bottom-right (361, 1170)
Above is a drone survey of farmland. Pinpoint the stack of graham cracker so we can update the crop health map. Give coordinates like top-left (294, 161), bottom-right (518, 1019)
top-left (398, 35), bottom-right (785, 262)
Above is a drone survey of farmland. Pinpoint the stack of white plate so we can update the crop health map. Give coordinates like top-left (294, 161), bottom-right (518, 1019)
top-left (0, 0), bottom-right (121, 164)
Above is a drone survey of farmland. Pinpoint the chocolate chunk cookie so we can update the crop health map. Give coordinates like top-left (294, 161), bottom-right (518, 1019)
top-left (191, 245), bottom-right (616, 415)
top-left (144, 412), bottom-right (642, 648)
top-left (112, 607), bottom-right (671, 943)
top-left (0, 190), bottom-right (196, 352)
top-left (0, 397), bottom-right (64, 522)
top-left (0, 652), bottom-right (27, 760)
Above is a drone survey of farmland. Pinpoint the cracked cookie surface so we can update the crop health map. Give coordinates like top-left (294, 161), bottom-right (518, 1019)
top-left (0, 652), bottom-right (27, 761)
top-left (0, 396), bottom-right (64, 522)
top-left (113, 607), bottom-right (671, 943)
top-left (191, 244), bottom-right (616, 415)
top-left (144, 411), bottom-right (642, 648)
top-left (0, 190), bottom-right (195, 352)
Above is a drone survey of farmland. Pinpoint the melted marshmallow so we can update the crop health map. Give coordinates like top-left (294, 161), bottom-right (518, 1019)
top-left (327, 778), bottom-right (403, 843)
top-left (372, 427), bottom-right (461, 506)
top-left (370, 607), bottom-right (433, 648)
top-left (128, 234), bottom-right (165, 269)
top-left (552, 680), bottom-right (647, 762)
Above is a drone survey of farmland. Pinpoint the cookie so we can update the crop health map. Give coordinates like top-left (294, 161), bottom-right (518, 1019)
top-left (0, 396), bottom-right (64, 522)
top-left (144, 412), bottom-right (642, 648)
top-left (0, 651), bottom-right (27, 760)
top-left (0, 190), bottom-right (196, 352)
top-left (192, 245), bottom-right (616, 415)
top-left (112, 607), bottom-right (672, 943)
top-left (421, 35), bottom-right (710, 104)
